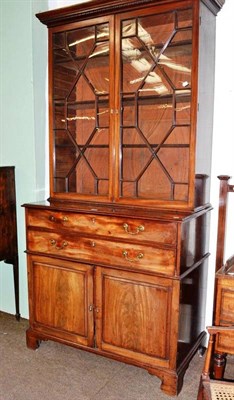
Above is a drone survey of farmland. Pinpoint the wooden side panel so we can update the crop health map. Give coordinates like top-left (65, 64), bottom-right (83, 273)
top-left (215, 275), bottom-right (234, 326)
top-left (179, 211), bottom-right (210, 274)
top-left (95, 267), bottom-right (179, 368)
top-left (195, 2), bottom-right (216, 202)
top-left (219, 289), bottom-right (234, 324)
top-left (215, 329), bottom-right (234, 354)
top-left (28, 255), bottom-right (94, 346)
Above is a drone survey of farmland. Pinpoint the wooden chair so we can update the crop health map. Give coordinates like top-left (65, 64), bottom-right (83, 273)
top-left (197, 175), bottom-right (234, 399)
top-left (197, 326), bottom-right (234, 400)
top-left (213, 176), bottom-right (234, 378)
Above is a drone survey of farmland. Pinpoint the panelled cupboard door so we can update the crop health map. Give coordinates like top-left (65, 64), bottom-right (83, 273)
top-left (95, 267), bottom-right (179, 368)
top-left (27, 255), bottom-right (94, 346)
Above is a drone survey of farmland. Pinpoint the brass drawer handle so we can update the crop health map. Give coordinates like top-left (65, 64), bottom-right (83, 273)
top-left (49, 216), bottom-right (68, 223)
top-left (123, 223), bottom-right (145, 235)
top-left (50, 239), bottom-right (68, 250)
top-left (122, 250), bottom-right (144, 262)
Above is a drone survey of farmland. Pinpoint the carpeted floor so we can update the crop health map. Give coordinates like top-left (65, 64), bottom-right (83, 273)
top-left (0, 311), bottom-right (214, 400)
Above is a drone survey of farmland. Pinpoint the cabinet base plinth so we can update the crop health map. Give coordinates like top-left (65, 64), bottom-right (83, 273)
top-left (26, 328), bottom-right (41, 350)
top-left (147, 367), bottom-right (187, 397)
top-left (148, 368), bottom-right (178, 396)
top-left (25, 327), bottom-right (206, 397)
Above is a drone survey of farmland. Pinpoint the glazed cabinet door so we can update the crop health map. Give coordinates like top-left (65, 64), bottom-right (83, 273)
top-left (50, 16), bottom-right (115, 200)
top-left (115, 5), bottom-right (194, 207)
top-left (95, 267), bottom-right (179, 368)
top-left (27, 255), bottom-right (94, 347)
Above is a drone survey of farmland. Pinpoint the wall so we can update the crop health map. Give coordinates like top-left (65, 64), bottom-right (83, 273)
top-left (0, 0), bottom-right (48, 318)
top-left (0, 0), bottom-right (233, 324)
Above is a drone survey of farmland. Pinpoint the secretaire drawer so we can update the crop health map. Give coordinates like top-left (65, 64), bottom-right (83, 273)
top-left (26, 208), bottom-right (177, 245)
top-left (27, 230), bottom-right (176, 276)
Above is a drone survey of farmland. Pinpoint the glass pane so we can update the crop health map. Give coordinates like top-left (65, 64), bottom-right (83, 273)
top-left (52, 22), bottom-right (110, 196)
top-left (158, 147), bottom-right (189, 183)
top-left (165, 126), bottom-right (190, 145)
top-left (175, 92), bottom-right (191, 124)
top-left (54, 130), bottom-right (77, 192)
top-left (120, 9), bottom-right (192, 201)
top-left (138, 66), bottom-right (173, 96)
top-left (96, 23), bottom-right (109, 41)
top-left (67, 26), bottom-right (96, 58)
top-left (85, 44), bottom-right (109, 94)
top-left (162, 30), bottom-right (192, 90)
top-left (138, 101), bottom-right (174, 144)
top-left (122, 37), bottom-right (154, 93)
top-left (122, 19), bottom-right (136, 37)
top-left (177, 9), bottom-right (192, 28)
top-left (138, 13), bottom-right (175, 48)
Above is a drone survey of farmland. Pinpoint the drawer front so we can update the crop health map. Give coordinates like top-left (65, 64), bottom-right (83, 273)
top-left (26, 208), bottom-right (177, 245)
top-left (27, 230), bottom-right (176, 276)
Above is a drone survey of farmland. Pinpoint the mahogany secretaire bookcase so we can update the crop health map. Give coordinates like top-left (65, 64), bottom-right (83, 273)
top-left (23, 0), bottom-right (224, 395)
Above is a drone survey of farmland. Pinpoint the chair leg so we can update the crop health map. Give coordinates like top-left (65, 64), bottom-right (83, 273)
top-left (213, 352), bottom-right (226, 379)
top-left (197, 377), bottom-right (203, 400)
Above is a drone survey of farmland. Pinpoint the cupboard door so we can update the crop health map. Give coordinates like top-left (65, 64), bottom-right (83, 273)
top-left (50, 16), bottom-right (115, 199)
top-left (95, 267), bottom-right (179, 368)
top-left (27, 255), bottom-right (94, 347)
top-left (116, 7), bottom-right (193, 204)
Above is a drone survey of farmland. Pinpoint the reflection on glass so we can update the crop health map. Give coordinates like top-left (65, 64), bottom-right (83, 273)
top-left (52, 23), bottom-right (110, 195)
top-left (120, 9), bottom-right (192, 201)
